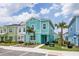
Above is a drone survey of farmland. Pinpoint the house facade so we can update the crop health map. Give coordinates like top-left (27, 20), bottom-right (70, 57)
top-left (0, 17), bottom-right (54, 44)
top-left (68, 16), bottom-right (79, 46)
top-left (0, 22), bottom-right (26, 42)
top-left (25, 18), bottom-right (54, 44)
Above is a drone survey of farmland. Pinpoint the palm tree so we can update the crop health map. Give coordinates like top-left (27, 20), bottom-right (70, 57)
top-left (55, 21), bottom-right (68, 46)
top-left (26, 26), bottom-right (34, 33)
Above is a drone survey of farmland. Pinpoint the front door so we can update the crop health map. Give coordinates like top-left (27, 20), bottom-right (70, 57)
top-left (41, 35), bottom-right (47, 44)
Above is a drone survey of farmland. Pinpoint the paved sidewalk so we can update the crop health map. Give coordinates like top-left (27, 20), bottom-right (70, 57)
top-left (34, 44), bottom-right (44, 49)
top-left (0, 46), bottom-right (79, 56)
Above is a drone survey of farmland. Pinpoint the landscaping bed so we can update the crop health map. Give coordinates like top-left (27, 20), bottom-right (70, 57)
top-left (15, 44), bottom-right (39, 48)
top-left (40, 44), bottom-right (79, 51)
top-left (14, 42), bottom-right (39, 48)
top-left (0, 42), bottom-right (17, 46)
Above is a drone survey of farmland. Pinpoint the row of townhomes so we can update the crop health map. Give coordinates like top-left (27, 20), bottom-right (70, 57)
top-left (68, 16), bottom-right (79, 46)
top-left (0, 17), bottom-right (54, 44)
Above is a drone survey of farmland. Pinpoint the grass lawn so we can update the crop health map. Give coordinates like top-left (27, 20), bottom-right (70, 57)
top-left (40, 44), bottom-right (79, 51)
top-left (0, 42), bottom-right (17, 46)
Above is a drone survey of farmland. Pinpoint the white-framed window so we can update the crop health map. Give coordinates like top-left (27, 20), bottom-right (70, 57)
top-left (32, 25), bottom-right (34, 30)
top-left (4, 29), bottom-right (6, 32)
top-left (18, 36), bottom-right (20, 39)
top-left (19, 28), bottom-right (21, 32)
top-left (1, 30), bottom-right (2, 33)
top-left (23, 28), bottom-right (25, 32)
top-left (42, 24), bottom-right (46, 29)
top-left (9, 28), bottom-right (12, 32)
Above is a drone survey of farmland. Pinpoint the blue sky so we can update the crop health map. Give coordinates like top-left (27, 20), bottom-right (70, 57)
top-left (0, 3), bottom-right (79, 33)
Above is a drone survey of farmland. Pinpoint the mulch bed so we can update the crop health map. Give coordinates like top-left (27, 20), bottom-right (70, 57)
top-left (15, 44), bottom-right (39, 48)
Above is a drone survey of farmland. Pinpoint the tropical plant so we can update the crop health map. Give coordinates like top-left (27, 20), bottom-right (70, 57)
top-left (0, 33), bottom-right (8, 42)
top-left (55, 21), bottom-right (68, 46)
top-left (26, 26), bottom-right (34, 33)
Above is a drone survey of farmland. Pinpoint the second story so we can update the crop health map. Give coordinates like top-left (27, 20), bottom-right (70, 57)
top-left (0, 22), bottom-right (26, 35)
top-left (26, 17), bottom-right (54, 35)
top-left (17, 22), bottom-right (26, 35)
top-left (40, 19), bottom-right (54, 35)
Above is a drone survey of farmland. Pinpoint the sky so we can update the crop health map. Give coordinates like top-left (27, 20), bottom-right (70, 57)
top-left (0, 3), bottom-right (79, 33)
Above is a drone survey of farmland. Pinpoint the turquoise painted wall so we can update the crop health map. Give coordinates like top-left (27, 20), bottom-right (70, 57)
top-left (26, 18), bottom-right (41, 43)
top-left (25, 18), bottom-right (54, 44)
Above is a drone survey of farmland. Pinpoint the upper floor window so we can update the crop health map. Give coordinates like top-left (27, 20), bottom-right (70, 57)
top-left (43, 24), bottom-right (46, 29)
top-left (4, 29), bottom-right (6, 32)
top-left (32, 25), bottom-right (34, 30)
top-left (1, 30), bottom-right (2, 33)
top-left (23, 28), bottom-right (25, 32)
top-left (19, 28), bottom-right (21, 32)
top-left (9, 29), bottom-right (12, 32)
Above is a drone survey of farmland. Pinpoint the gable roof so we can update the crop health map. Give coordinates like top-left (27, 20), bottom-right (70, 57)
top-left (26, 17), bottom-right (40, 23)
top-left (40, 18), bottom-right (55, 29)
top-left (68, 16), bottom-right (76, 28)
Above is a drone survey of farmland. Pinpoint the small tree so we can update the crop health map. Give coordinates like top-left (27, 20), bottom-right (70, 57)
top-left (55, 21), bottom-right (68, 46)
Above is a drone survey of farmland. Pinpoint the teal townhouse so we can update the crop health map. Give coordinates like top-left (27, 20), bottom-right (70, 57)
top-left (68, 16), bottom-right (79, 46)
top-left (0, 22), bottom-right (26, 42)
top-left (25, 18), bottom-right (54, 44)
top-left (0, 17), bottom-right (55, 44)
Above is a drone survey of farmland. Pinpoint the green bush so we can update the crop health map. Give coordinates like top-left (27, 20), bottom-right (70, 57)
top-left (18, 41), bottom-right (24, 44)
top-left (24, 42), bottom-right (30, 45)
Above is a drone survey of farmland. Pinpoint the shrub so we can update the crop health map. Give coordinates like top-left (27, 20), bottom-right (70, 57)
top-left (18, 41), bottom-right (24, 44)
top-left (49, 43), bottom-right (55, 47)
top-left (45, 42), bottom-right (49, 45)
top-left (67, 42), bottom-right (73, 48)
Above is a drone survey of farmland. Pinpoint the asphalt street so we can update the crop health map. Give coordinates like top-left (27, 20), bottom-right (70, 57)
top-left (0, 48), bottom-right (46, 56)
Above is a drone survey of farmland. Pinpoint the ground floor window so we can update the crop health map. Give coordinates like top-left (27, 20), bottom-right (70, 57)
top-left (30, 36), bottom-right (35, 40)
top-left (9, 36), bottom-right (13, 40)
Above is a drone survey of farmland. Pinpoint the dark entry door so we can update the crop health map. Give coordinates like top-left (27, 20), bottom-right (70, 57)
top-left (41, 35), bottom-right (47, 44)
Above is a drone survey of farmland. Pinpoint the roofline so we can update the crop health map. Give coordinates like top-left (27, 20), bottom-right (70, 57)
top-left (68, 16), bottom-right (76, 28)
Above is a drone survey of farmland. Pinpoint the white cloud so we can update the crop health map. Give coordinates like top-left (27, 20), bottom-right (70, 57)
top-left (40, 8), bottom-right (50, 14)
top-left (0, 7), bottom-right (9, 17)
top-left (0, 11), bottom-right (39, 25)
top-left (0, 3), bottom-right (37, 16)
top-left (54, 12), bottom-right (61, 17)
top-left (60, 3), bottom-right (79, 16)
top-left (61, 4), bottom-right (72, 15)
top-left (0, 3), bottom-right (38, 25)
top-left (14, 12), bottom-right (39, 23)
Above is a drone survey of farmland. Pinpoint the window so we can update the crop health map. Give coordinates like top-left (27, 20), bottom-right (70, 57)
top-left (30, 36), bottom-right (35, 40)
top-left (32, 25), bottom-right (34, 29)
top-left (19, 28), bottom-right (21, 32)
top-left (23, 28), bottom-right (25, 32)
top-left (1, 30), bottom-right (2, 33)
top-left (9, 36), bottom-right (13, 40)
top-left (18, 36), bottom-right (20, 39)
top-left (4, 29), bottom-right (6, 32)
top-left (21, 36), bottom-right (24, 39)
top-left (43, 24), bottom-right (46, 29)
top-left (9, 29), bottom-right (12, 32)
